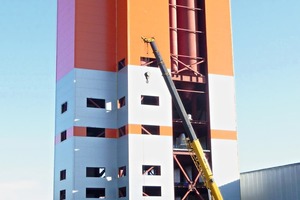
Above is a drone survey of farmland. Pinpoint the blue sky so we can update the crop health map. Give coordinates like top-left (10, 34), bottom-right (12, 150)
top-left (0, 0), bottom-right (299, 199)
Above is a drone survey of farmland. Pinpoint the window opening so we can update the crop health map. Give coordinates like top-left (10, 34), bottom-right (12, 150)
top-left (118, 166), bottom-right (126, 178)
top-left (119, 187), bottom-right (126, 198)
top-left (60, 169), bottom-right (66, 180)
top-left (60, 190), bottom-right (66, 200)
top-left (142, 125), bottom-right (160, 135)
top-left (87, 98), bottom-right (105, 108)
top-left (142, 165), bottom-right (161, 175)
top-left (86, 188), bottom-right (105, 198)
top-left (143, 186), bottom-right (161, 196)
top-left (86, 167), bottom-right (105, 178)
top-left (140, 57), bottom-right (158, 67)
top-left (61, 102), bottom-right (67, 113)
top-left (118, 58), bottom-right (125, 71)
top-left (118, 96), bottom-right (126, 109)
top-left (87, 127), bottom-right (105, 137)
top-left (118, 126), bottom-right (126, 137)
top-left (61, 130), bottom-right (67, 142)
top-left (141, 95), bottom-right (159, 106)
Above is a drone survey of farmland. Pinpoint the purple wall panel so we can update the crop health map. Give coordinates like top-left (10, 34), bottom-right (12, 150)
top-left (56, 0), bottom-right (75, 81)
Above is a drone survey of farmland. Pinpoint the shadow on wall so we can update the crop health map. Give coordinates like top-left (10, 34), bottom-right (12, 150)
top-left (219, 179), bottom-right (241, 200)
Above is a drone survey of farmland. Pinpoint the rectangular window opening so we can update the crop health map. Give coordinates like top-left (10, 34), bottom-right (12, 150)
top-left (60, 169), bottom-right (66, 180)
top-left (118, 166), bottom-right (126, 178)
top-left (60, 130), bottom-right (67, 142)
top-left (143, 186), bottom-right (161, 196)
top-left (142, 125), bottom-right (160, 135)
top-left (86, 167), bottom-right (105, 178)
top-left (61, 102), bottom-right (68, 113)
top-left (87, 127), bottom-right (105, 137)
top-left (86, 188), bottom-right (105, 198)
top-left (141, 95), bottom-right (159, 106)
top-left (119, 187), bottom-right (127, 198)
top-left (87, 98), bottom-right (105, 108)
top-left (142, 165), bottom-right (161, 176)
top-left (60, 190), bottom-right (66, 200)
top-left (140, 57), bottom-right (158, 67)
top-left (118, 96), bottom-right (126, 109)
top-left (118, 58), bottom-right (125, 71)
top-left (118, 126), bottom-right (126, 137)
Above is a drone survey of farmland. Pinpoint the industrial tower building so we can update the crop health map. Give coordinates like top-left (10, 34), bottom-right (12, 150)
top-left (54, 0), bottom-right (240, 199)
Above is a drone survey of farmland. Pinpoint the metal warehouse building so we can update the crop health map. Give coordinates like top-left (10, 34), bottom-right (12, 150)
top-left (240, 163), bottom-right (300, 200)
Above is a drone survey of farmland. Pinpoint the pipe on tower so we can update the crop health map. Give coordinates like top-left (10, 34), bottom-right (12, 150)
top-left (170, 0), bottom-right (178, 72)
top-left (177, 0), bottom-right (198, 73)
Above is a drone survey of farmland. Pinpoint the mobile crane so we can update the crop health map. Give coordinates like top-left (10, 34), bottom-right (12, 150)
top-left (142, 37), bottom-right (223, 200)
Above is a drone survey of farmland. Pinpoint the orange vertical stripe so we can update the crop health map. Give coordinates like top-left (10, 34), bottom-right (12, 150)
top-left (205, 0), bottom-right (234, 76)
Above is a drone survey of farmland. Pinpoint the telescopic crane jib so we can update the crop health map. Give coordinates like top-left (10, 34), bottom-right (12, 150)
top-left (142, 37), bottom-right (223, 200)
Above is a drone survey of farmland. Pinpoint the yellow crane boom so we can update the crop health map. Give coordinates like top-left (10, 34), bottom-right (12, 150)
top-left (142, 37), bottom-right (223, 200)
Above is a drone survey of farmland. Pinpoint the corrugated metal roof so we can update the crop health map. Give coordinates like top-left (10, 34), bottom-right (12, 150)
top-left (240, 163), bottom-right (300, 200)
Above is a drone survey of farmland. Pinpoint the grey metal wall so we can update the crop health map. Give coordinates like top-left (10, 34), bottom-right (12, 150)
top-left (240, 163), bottom-right (300, 200)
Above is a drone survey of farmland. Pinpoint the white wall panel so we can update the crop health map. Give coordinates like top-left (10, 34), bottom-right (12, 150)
top-left (208, 74), bottom-right (237, 131)
top-left (128, 134), bottom-right (174, 199)
top-left (127, 65), bottom-right (172, 126)
top-left (211, 139), bottom-right (241, 200)
top-left (56, 70), bottom-right (75, 135)
top-left (74, 69), bottom-right (118, 128)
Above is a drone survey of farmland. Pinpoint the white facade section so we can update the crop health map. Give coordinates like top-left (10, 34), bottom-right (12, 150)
top-left (128, 134), bottom-right (174, 199)
top-left (74, 69), bottom-right (118, 128)
top-left (208, 74), bottom-right (237, 131)
top-left (127, 65), bottom-right (172, 126)
top-left (211, 139), bottom-right (241, 200)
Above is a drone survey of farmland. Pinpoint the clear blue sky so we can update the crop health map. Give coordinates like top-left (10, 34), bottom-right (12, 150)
top-left (0, 0), bottom-right (299, 199)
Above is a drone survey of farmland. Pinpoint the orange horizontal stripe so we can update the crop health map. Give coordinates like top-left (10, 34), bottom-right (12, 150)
top-left (106, 129), bottom-right (118, 138)
top-left (128, 124), bottom-right (141, 134)
top-left (160, 126), bottom-right (172, 136)
top-left (211, 129), bottom-right (237, 140)
top-left (74, 126), bottom-right (86, 137)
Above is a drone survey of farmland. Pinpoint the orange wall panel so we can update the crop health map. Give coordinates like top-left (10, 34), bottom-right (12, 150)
top-left (205, 1), bottom-right (234, 76)
top-left (116, 0), bottom-right (128, 65)
top-left (127, 0), bottom-right (170, 68)
top-left (75, 0), bottom-right (116, 71)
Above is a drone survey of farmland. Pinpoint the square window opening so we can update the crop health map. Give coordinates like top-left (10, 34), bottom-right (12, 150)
top-left (140, 57), bottom-right (158, 67)
top-left (60, 169), bottom-right (66, 180)
top-left (60, 130), bottom-right (67, 142)
top-left (142, 165), bottom-right (161, 176)
top-left (86, 188), bottom-right (105, 198)
top-left (61, 102), bottom-right (68, 113)
top-left (87, 127), bottom-right (105, 137)
top-left (118, 58), bottom-right (125, 71)
top-left (60, 190), bottom-right (66, 200)
top-left (118, 166), bottom-right (126, 178)
top-left (118, 96), bottom-right (126, 109)
top-left (142, 125), bottom-right (160, 135)
top-left (87, 98), bottom-right (105, 108)
top-left (143, 186), bottom-right (161, 196)
top-left (119, 187), bottom-right (126, 198)
top-left (118, 126), bottom-right (126, 137)
top-left (86, 167), bottom-right (105, 178)
top-left (141, 95), bottom-right (159, 106)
